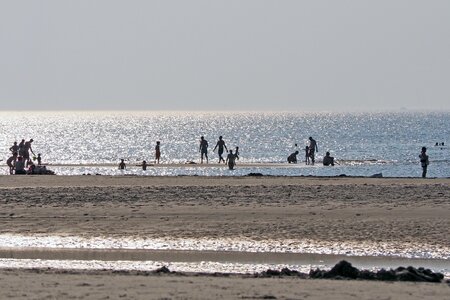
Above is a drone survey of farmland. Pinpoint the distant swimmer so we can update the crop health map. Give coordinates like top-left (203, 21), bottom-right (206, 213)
top-left (226, 150), bottom-right (236, 170)
top-left (199, 136), bottom-right (209, 164)
top-left (287, 151), bottom-right (299, 164)
top-left (323, 152), bottom-right (335, 166)
top-left (419, 147), bottom-right (429, 178)
top-left (213, 136), bottom-right (228, 164)
top-left (155, 141), bottom-right (161, 164)
top-left (119, 159), bottom-right (126, 170)
top-left (308, 137), bottom-right (318, 165)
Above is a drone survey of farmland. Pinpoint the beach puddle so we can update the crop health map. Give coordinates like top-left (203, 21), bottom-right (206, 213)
top-left (0, 234), bottom-right (448, 276)
top-left (0, 234), bottom-right (447, 259)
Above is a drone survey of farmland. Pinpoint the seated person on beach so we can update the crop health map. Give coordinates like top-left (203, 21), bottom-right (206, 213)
top-left (27, 164), bottom-right (55, 175)
top-left (14, 156), bottom-right (26, 175)
top-left (119, 159), bottom-right (126, 170)
top-left (323, 152), bottom-right (335, 166)
top-left (287, 151), bottom-right (299, 164)
top-left (27, 164), bottom-right (36, 175)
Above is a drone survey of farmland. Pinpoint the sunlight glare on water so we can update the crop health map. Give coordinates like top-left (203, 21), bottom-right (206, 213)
top-left (1, 111), bottom-right (449, 177)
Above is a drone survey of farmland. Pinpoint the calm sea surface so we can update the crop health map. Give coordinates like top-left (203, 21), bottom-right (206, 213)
top-left (1, 111), bottom-right (449, 177)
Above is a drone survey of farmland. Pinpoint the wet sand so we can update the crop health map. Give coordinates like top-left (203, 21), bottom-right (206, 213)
top-left (0, 268), bottom-right (449, 300)
top-left (0, 175), bottom-right (449, 298)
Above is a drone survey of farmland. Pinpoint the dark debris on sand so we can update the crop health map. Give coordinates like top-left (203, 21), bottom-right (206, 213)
top-left (148, 261), bottom-right (445, 283)
top-left (251, 260), bottom-right (444, 283)
top-left (154, 261), bottom-right (445, 282)
top-left (9, 261), bottom-right (445, 283)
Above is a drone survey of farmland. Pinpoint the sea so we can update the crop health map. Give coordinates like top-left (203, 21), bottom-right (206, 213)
top-left (1, 111), bottom-right (449, 177)
top-left (1, 110), bottom-right (449, 275)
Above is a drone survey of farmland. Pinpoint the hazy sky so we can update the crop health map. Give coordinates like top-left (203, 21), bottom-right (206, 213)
top-left (1, 0), bottom-right (449, 111)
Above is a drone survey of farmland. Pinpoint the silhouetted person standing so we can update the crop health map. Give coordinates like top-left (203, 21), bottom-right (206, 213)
top-left (308, 137), bottom-right (318, 165)
top-left (199, 136), bottom-right (209, 164)
top-left (23, 139), bottom-right (35, 165)
top-left (213, 136), bottom-right (228, 163)
top-left (419, 147), bottom-right (429, 178)
top-left (226, 150), bottom-right (236, 170)
top-left (155, 141), bottom-right (161, 164)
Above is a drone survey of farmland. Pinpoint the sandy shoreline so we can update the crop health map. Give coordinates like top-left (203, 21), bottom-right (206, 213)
top-left (0, 268), bottom-right (448, 300)
top-left (1, 176), bottom-right (448, 248)
top-left (0, 175), bottom-right (449, 298)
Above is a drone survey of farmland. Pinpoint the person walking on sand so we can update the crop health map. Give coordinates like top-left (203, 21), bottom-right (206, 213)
top-left (155, 141), bottom-right (161, 164)
top-left (199, 136), bottom-right (209, 164)
top-left (213, 136), bottom-right (228, 164)
top-left (118, 159), bottom-right (126, 170)
top-left (419, 147), bottom-right (429, 178)
top-left (226, 150), bottom-right (236, 170)
top-left (308, 137), bottom-right (318, 165)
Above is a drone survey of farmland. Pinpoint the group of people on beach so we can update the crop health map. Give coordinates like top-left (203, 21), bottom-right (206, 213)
top-left (118, 136), bottom-right (241, 171)
top-left (199, 136), bottom-right (240, 169)
top-left (118, 141), bottom-right (161, 171)
top-left (6, 139), bottom-right (54, 175)
top-left (5, 136), bottom-right (433, 177)
top-left (287, 136), bottom-right (335, 166)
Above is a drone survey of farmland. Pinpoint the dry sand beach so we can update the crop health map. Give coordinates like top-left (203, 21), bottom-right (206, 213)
top-left (0, 175), bottom-right (449, 299)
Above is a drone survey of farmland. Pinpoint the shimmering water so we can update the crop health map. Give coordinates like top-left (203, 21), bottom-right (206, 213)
top-left (1, 111), bottom-right (449, 177)
top-left (0, 234), bottom-right (449, 276)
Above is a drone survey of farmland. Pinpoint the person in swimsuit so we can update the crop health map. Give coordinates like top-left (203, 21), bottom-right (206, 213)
top-left (199, 136), bottom-right (209, 164)
top-left (226, 150), bottom-right (236, 170)
top-left (155, 141), bottom-right (161, 164)
top-left (18, 139), bottom-right (25, 157)
top-left (308, 137), bottom-right (318, 165)
top-left (213, 136), bottom-right (228, 164)
top-left (23, 139), bottom-right (35, 165)
top-left (6, 152), bottom-right (18, 175)
top-left (305, 146), bottom-right (310, 165)
top-left (9, 142), bottom-right (19, 154)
